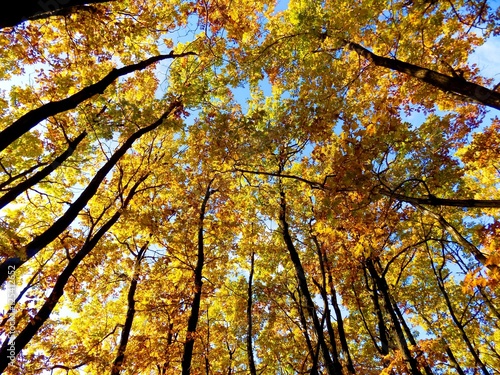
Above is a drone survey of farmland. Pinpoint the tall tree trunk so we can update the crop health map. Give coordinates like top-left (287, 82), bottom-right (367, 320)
top-left (329, 283), bottom-right (355, 373)
top-left (345, 41), bottom-right (500, 110)
top-left (379, 189), bottom-right (500, 209)
top-left (415, 205), bottom-right (493, 269)
top-left (391, 300), bottom-right (434, 375)
top-left (0, 176), bottom-right (146, 372)
top-left (311, 235), bottom-right (354, 374)
top-left (322, 293), bottom-right (342, 374)
top-left (315, 235), bottom-right (355, 374)
top-left (445, 346), bottom-right (467, 375)
top-left (366, 259), bottom-right (423, 375)
top-left (0, 162), bottom-right (48, 191)
top-left (368, 275), bottom-right (390, 356)
top-left (204, 310), bottom-right (211, 375)
top-left (352, 284), bottom-right (385, 356)
top-left (0, 101), bottom-right (180, 286)
top-left (246, 250), bottom-right (258, 375)
top-left (181, 179), bottom-right (216, 375)
top-left (415, 305), bottom-right (467, 375)
top-left (157, 321), bottom-right (175, 375)
top-left (477, 287), bottom-right (500, 321)
top-left (279, 190), bottom-right (342, 375)
top-left (428, 251), bottom-right (490, 375)
top-left (110, 243), bottom-right (148, 375)
top-left (290, 287), bottom-right (319, 375)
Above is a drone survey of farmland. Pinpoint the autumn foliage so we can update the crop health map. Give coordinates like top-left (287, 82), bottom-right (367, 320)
top-left (0, 0), bottom-right (499, 374)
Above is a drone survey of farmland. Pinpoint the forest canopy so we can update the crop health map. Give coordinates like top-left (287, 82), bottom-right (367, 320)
top-left (0, 0), bottom-right (499, 374)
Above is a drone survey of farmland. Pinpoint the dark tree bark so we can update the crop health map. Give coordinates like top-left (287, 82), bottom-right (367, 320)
top-left (279, 190), bottom-right (342, 375)
top-left (320, 289), bottom-right (342, 374)
top-left (110, 242), bottom-right (148, 375)
top-left (368, 275), bottom-right (390, 356)
top-left (204, 311), bottom-right (211, 375)
top-left (156, 321), bottom-right (175, 375)
top-left (329, 278), bottom-right (355, 371)
top-left (477, 287), bottom-right (500, 321)
top-left (392, 300), bottom-right (434, 375)
top-left (380, 190), bottom-right (500, 209)
top-left (345, 41), bottom-right (500, 110)
top-left (289, 287), bottom-right (319, 375)
top-left (0, 52), bottom-right (194, 153)
top-left (0, 176), bottom-right (145, 372)
top-left (0, 131), bottom-right (87, 209)
top-left (0, 101), bottom-right (180, 286)
top-left (352, 283), bottom-right (385, 356)
top-left (0, 0), bottom-right (113, 29)
top-left (313, 235), bottom-right (355, 374)
top-left (311, 234), bottom-right (355, 374)
top-left (246, 250), bottom-right (258, 375)
top-left (415, 302), bottom-right (468, 375)
top-left (0, 162), bottom-right (48, 191)
top-left (366, 259), bottom-right (423, 375)
top-left (428, 248), bottom-right (490, 375)
top-left (181, 179), bottom-right (216, 375)
top-left (225, 340), bottom-right (235, 375)
top-left (445, 346), bottom-right (467, 375)
top-left (236, 169), bottom-right (500, 209)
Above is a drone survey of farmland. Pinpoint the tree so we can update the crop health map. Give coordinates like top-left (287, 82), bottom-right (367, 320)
top-left (0, 0), bottom-right (115, 29)
top-left (1, 0), bottom-right (499, 374)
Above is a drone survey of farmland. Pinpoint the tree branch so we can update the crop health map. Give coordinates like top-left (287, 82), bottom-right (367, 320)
top-left (0, 0), bottom-right (113, 29)
top-left (0, 101), bottom-right (180, 286)
top-left (0, 175), bottom-right (147, 372)
top-left (379, 189), bottom-right (500, 209)
top-left (344, 41), bottom-right (500, 110)
top-left (0, 52), bottom-right (195, 152)
top-left (0, 131), bottom-right (87, 209)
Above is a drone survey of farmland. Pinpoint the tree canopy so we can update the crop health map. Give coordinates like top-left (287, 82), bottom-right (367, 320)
top-left (0, 0), bottom-right (499, 374)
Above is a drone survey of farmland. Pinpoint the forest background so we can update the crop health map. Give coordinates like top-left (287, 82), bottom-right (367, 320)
top-left (0, 0), bottom-right (500, 374)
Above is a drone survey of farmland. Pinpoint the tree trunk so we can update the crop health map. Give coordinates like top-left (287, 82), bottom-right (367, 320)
top-left (110, 243), bottom-right (148, 375)
top-left (352, 284), bottom-right (385, 356)
top-left (370, 278), bottom-right (390, 356)
top-left (290, 287), bottom-right (319, 375)
top-left (246, 250), bottom-right (258, 375)
top-left (0, 0), bottom-right (114, 29)
top-left (311, 234), bottom-right (354, 374)
top-left (392, 300), bottom-right (434, 375)
top-left (429, 253), bottom-right (490, 375)
top-left (345, 41), bottom-right (500, 110)
top-left (416, 205), bottom-right (495, 270)
top-left (323, 247), bottom-right (355, 373)
top-left (0, 53), bottom-right (193, 153)
top-left (279, 190), bottom-right (342, 375)
top-left (0, 101), bottom-right (180, 286)
top-left (366, 259), bottom-right (423, 375)
top-left (0, 176), bottom-right (145, 372)
top-left (380, 189), bottom-right (500, 209)
top-left (181, 179), bottom-right (216, 375)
